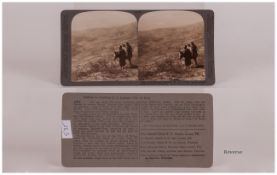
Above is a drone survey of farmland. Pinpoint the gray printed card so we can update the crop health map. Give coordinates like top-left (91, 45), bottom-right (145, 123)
top-left (62, 93), bottom-right (213, 167)
top-left (61, 10), bottom-right (215, 85)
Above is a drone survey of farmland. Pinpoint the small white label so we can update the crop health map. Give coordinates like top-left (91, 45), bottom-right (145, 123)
top-left (61, 120), bottom-right (73, 139)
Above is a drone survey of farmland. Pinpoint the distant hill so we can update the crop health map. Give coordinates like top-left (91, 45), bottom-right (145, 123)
top-left (138, 22), bottom-right (204, 65)
top-left (71, 22), bottom-right (138, 69)
top-left (71, 22), bottom-right (138, 81)
top-left (70, 22), bottom-right (205, 81)
top-left (138, 22), bottom-right (205, 81)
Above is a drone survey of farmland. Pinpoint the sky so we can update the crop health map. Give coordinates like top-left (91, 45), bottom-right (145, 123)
top-left (72, 11), bottom-right (137, 31)
top-left (138, 11), bottom-right (203, 31)
top-left (72, 11), bottom-right (203, 31)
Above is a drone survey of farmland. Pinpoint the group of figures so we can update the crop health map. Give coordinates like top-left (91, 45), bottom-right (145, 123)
top-left (179, 41), bottom-right (199, 70)
top-left (114, 42), bottom-right (133, 70)
top-left (113, 41), bottom-right (199, 72)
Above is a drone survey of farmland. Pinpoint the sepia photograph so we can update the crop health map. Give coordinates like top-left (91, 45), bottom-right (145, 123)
top-left (138, 11), bottom-right (205, 81)
top-left (71, 11), bottom-right (138, 81)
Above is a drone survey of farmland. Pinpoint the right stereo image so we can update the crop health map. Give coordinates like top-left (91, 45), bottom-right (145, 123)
top-left (138, 11), bottom-right (205, 81)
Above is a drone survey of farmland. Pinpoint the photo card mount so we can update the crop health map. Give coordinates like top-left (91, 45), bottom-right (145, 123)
top-left (61, 10), bottom-right (215, 86)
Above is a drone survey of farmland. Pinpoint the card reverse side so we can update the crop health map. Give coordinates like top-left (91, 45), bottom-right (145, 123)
top-left (62, 93), bottom-right (213, 167)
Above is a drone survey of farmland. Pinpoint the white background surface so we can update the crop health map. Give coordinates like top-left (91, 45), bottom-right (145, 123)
top-left (3, 3), bottom-right (274, 172)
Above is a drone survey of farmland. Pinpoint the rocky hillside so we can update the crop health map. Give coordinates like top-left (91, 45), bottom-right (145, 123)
top-left (71, 22), bottom-right (138, 81)
top-left (138, 22), bottom-right (205, 81)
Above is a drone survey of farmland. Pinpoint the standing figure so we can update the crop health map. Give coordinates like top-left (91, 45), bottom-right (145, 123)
top-left (183, 45), bottom-right (192, 71)
top-left (191, 42), bottom-right (199, 66)
top-left (114, 45), bottom-right (127, 70)
top-left (125, 42), bottom-right (133, 66)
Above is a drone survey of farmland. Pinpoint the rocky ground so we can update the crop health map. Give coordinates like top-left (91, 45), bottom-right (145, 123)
top-left (139, 56), bottom-right (205, 81)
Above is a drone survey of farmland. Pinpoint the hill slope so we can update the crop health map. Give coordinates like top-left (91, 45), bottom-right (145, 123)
top-left (138, 22), bottom-right (205, 81)
top-left (71, 23), bottom-right (138, 81)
